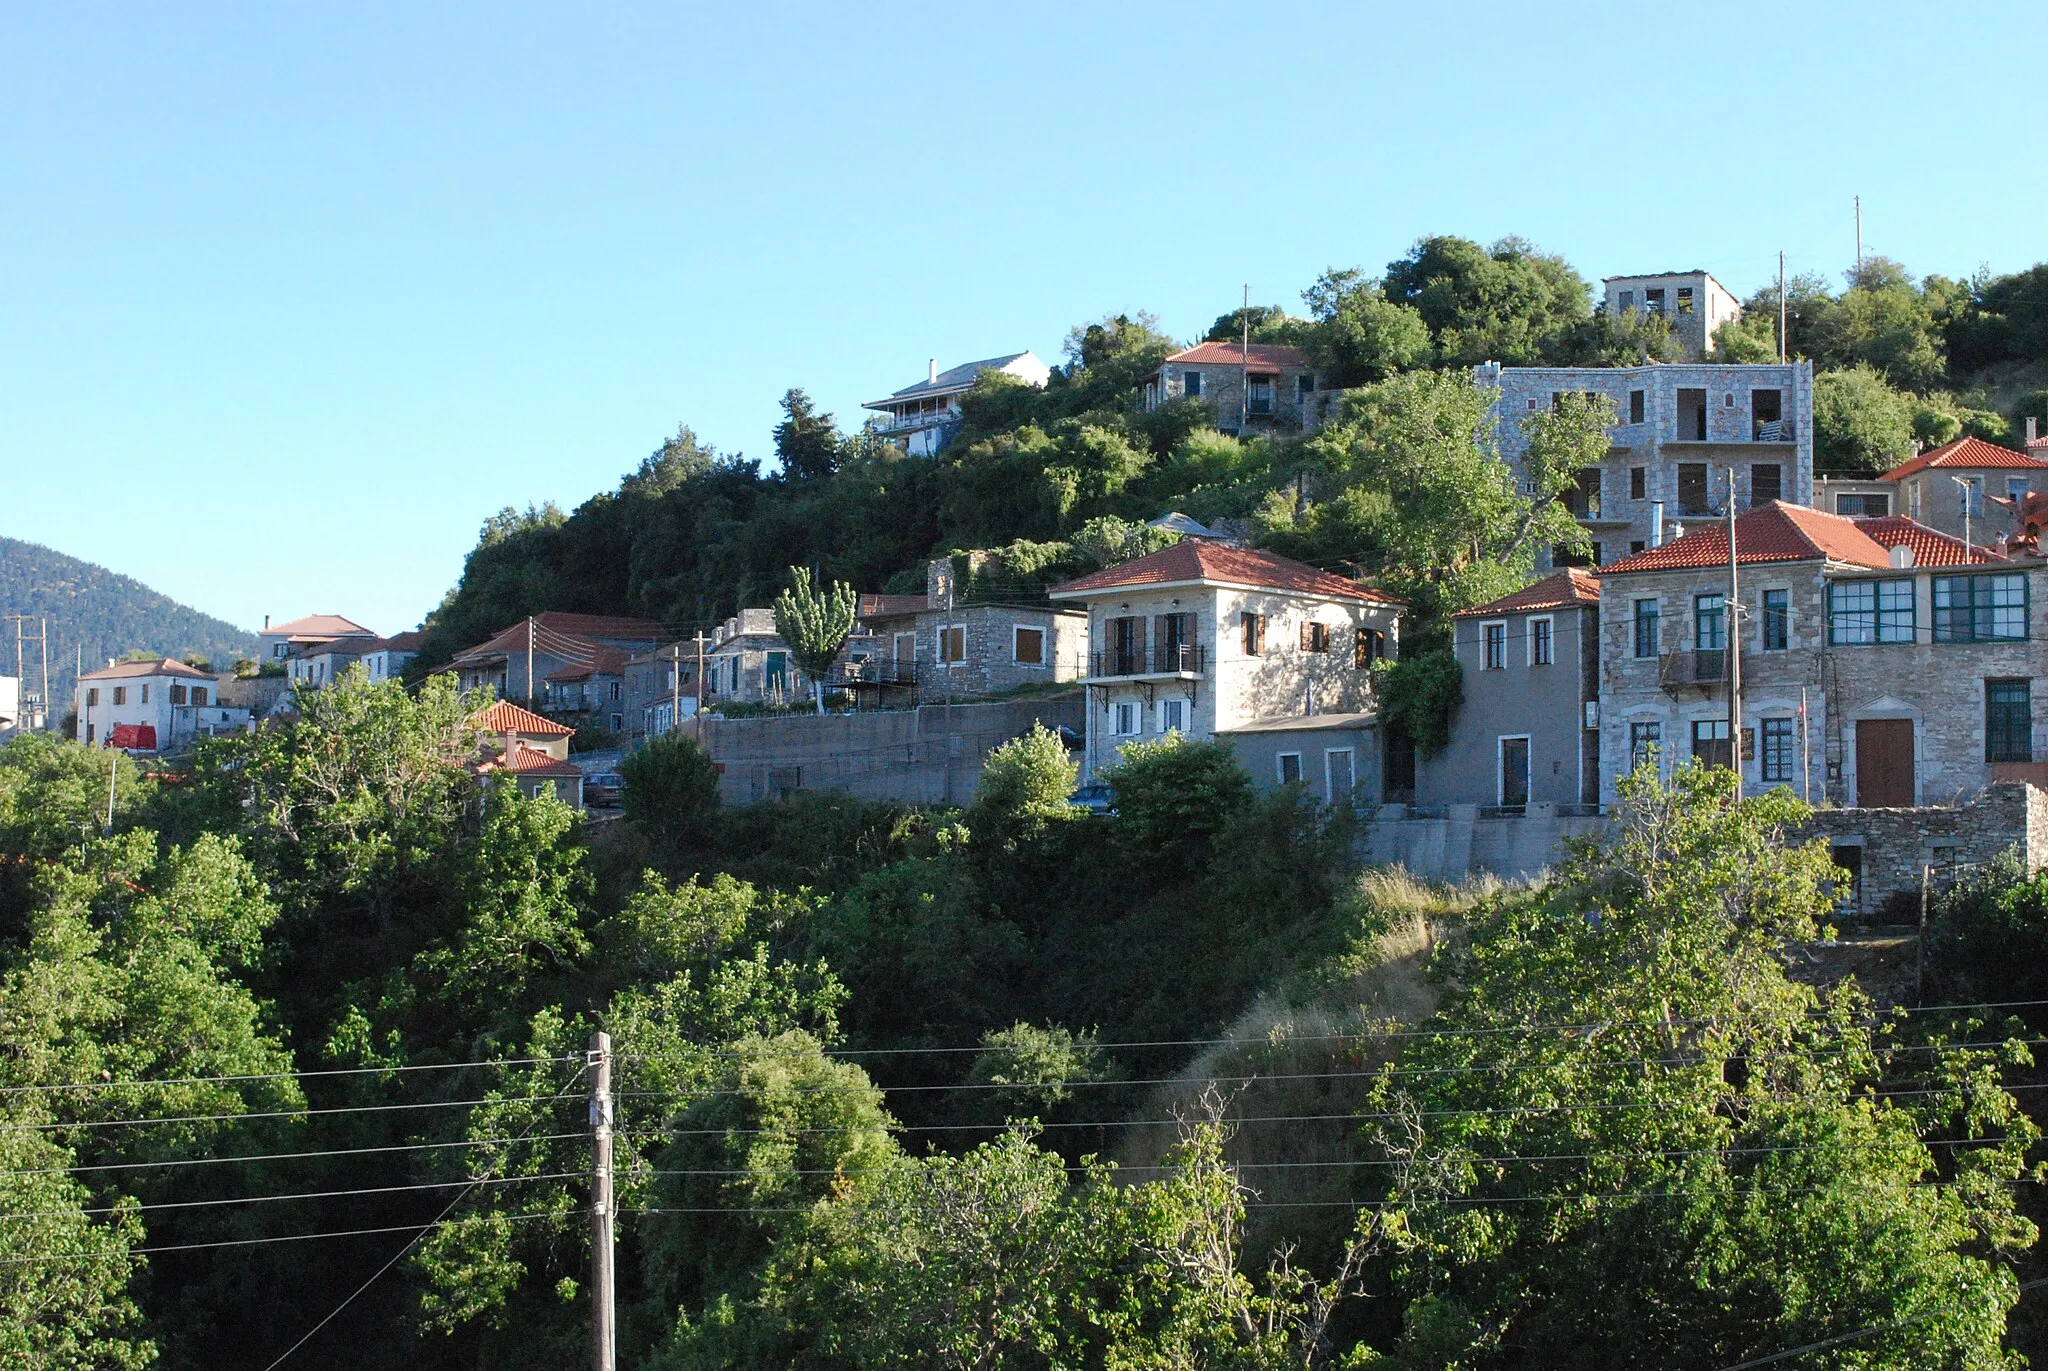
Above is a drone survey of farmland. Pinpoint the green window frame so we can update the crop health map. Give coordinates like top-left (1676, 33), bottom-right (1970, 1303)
top-left (1987, 679), bottom-right (2032, 764)
top-left (1629, 721), bottom-right (1661, 771)
top-left (1694, 593), bottom-right (1726, 651)
top-left (1932, 573), bottom-right (2028, 643)
top-left (1633, 599), bottom-right (1660, 658)
top-left (1828, 578), bottom-right (1914, 645)
top-left (1761, 717), bottom-right (1796, 783)
top-left (1762, 588), bottom-right (1789, 651)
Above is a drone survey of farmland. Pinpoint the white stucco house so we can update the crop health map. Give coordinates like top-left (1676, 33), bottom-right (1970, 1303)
top-left (74, 658), bottom-right (252, 751)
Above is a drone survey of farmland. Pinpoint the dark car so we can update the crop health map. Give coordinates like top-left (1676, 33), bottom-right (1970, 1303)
top-left (1068, 783), bottom-right (1116, 816)
top-left (584, 772), bottom-right (625, 808)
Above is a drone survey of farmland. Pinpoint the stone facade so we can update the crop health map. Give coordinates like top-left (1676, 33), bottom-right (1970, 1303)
top-left (1478, 361), bottom-right (1815, 565)
top-left (857, 557), bottom-right (1090, 702)
top-left (1598, 557), bottom-right (2048, 810)
top-left (1145, 344), bottom-right (1316, 435)
top-left (1796, 783), bottom-right (2048, 917)
top-left (1602, 271), bottom-right (1743, 361)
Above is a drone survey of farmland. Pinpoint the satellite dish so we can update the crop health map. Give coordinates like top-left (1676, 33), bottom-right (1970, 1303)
top-left (1889, 544), bottom-right (1915, 569)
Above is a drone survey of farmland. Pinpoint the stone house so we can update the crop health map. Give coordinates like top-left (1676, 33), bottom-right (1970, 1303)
top-left (543, 646), bottom-right (629, 730)
top-left (1595, 500), bottom-right (2043, 810)
top-left (1875, 436), bottom-right (2048, 547)
top-left (258, 613), bottom-right (377, 666)
top-left (445, 613), bottom-right (665, 704)
top-left (360, 632), bottom-right (423, 684)
top-left (1478, 360), bottom-right (1815, 566)
top-left (1813, 477), bottom-right (1897, 519)
top-left (1047, 541), bottom-right (1404, 795)
top-left (853, 560), bottom-right (1088, 704)
top-left (1143, 343), bottom-right (1317, 435)
top-left (702, 608), bottom-right (805, 706)
top-left (1420, 569), bottom-right (1602, 809)
top-left (74, 658), bottom-right (251, 751)
top-left (622, 641), bottom-right (701, 741)
top-left (1602, 270), bottom-right (1743, 360)
top-left (862, 352), bottom-right (1051, 458)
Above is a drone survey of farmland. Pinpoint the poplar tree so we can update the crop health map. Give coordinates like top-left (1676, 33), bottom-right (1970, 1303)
top-left (771, 566), bottom-right (858, 714)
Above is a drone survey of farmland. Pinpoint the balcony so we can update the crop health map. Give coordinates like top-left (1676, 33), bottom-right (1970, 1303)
top-left (872, 408), bottom-right (958, 434)
top-left (1659, 649), bottom-right (1727, 694)
top-left (1089, 644), bottom-right (1205, 680)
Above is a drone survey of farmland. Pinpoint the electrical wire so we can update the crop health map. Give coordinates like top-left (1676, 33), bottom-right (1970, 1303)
top-left (0, 1053), bottom-right (581, 1099)
top-left (0, 1132), bottom-right (586, 1180)
top-left (1710, 1275), bottom-right (2048, 1371)
top-left (2, 1092), bottom-right (583, 1135)
top-left (0, 1171), bottom-right (584, 1224)
top-left (0, 1208), bottom-right (571, 1267)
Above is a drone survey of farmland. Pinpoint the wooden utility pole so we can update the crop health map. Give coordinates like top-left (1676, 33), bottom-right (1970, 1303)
top-left (1916, 863), bottom-right (1931, 1005)
top-left (1777, 250), bottom-right (1787, 364)
top-left (1726, 467), bottom-right (1743, 801)
top-left (1238, 283), bottom-right (1251, 434)
top-left (526, 616), bottom-right (536, 703)
top-left (693, 632), bottom-right (708, 741)
top-left (1854, 195), bottom-right (1863, 276)
top-left (669, 643), bottom-right (681, 735)
top-left (38, 619), bottom-right (48, 732)
top-left (588, 1031), bottom-right (615, 1371)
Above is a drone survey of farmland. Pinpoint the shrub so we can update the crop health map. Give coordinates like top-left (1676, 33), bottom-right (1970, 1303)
top-left (620, 731), bottom-right (721, 851)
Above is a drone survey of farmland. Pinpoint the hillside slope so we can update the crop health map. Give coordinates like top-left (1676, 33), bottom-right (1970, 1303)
top-left (0, 536), bottom-right (257, 719)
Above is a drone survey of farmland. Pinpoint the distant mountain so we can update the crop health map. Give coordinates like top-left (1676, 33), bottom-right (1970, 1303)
top-left (0, 536), bottom-right (258, 724)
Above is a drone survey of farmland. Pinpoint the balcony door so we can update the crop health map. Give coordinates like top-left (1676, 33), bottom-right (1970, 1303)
top-left (1499, 736), bottom-right (1530, 807)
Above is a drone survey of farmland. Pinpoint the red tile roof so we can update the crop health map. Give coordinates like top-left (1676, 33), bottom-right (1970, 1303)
top-left (858, 593), bottom-right (926, 619)
top-left (79, 657), bottom-right (218, 682)
top-left (543, 646), bottom-right (630, 683)
top-left (1599, 501), bottom-right (1994, 576)
top-left (492, 744), bottom-right (583, 779)
top-left (1165, 342), bottom-right (1311, 371)
top-left (378, 631), bottom-right (426, 652)
top-left (453, 613), bottom-right (667, 664)
top-left (1048, 540), bottom-right (1404, 605)
top-left (468, 699), bottom-right (575, 737)
top-left (1878, 436), bottom-right (2048, 481)
top-left (1453, 569), bottom-right (1601, 618)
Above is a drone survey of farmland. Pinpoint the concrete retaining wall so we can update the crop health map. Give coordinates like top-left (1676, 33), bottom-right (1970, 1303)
top-left (699, 696), bottom-right (1084, 807)
top-left (1363, 803), bottom-right (1609, 882)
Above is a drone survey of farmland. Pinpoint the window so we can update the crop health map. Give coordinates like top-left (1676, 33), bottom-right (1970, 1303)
top-left (1633, 599), bottom-right (1660, 658)
top-left (1750, 463), bottom-right (1782, 505)
top-left (1325, 748), bottom-right (1355, 802)
top-left (1691, 718), bottom-right (1732, 769)
top-left (1933, 573), bottom-right (2027, 642)
top-left (1529, 616), bottom-right (1554, 666)
top-left (1629, 390), bottom-right (1645, 424)
top-left (1247, 377), bottom-right (1274, 415)
top-left (1761, 717), bottom-right (1796, 783)
top-left (610, 712), bottom-right (624, 732)
top-left (1987, 679), bottom-right (2032, 763)
top-left (1835, 492), bottom-right (1891, 518)
top-left (139, 685), bottom-right (150, 704)
top-left (1565, 467), bottom-right (1601, 518)
top-left (2009, 476), bottom-right (2031, 504)
top-left (1630, 540), bottom-right (1646, 555)
top-left (1752, 388), bottom-right (1783, 438)
top-left (1618, 289), bottom-right (1635, 311)
top-left (1482, 621), bottom-right (1507, 670)
top-left (1277, 752), bottom-right (1303, 785)
top-left (1694, 593), bottom-right (1726, 651)
top-left (1630, 466), bottom-right (1646, 499)
top-left (1832, 843), bottom-right (1864, 906)
top-left (1240, 612), bottom-right (1267, 656)
top-left (1113, 700), bottom-right (1139, 735)
top-left (1644, 288), bottom-right (1666, 314)
top-left (1676, 286), bottom-right (1695, 314)
top-left (1157, 612), bottom-right (1194, 671)
top-left (937, 626), bottom-right (967, 665)
top-left (112, 687), bottom-right (126, 706)
top-left (1762, 588), bottom-right (1790, 650)
top-left (1678, 463), bottom-right (1710, 514)
top-left (1828, 579), bottom-right (1915, 645)
top-left (170, 684), bottom-right (187, 705)
top-left (1630, 720), bottom-right (1662, 770)
top-left (1013, 625), bottom-right (1046, 665)
top-left (1908, 482), bottom-right (1922, 520)
top-left (192, 686), bottom-right (207, 707)
top-left (85, 723), bottom-right (94, 743)
top-left (1159, 698), bottom-right (1186, 734)
top-left (1297, 374), bottom-right (1315, 400)
top-left (1301, 621), bottom-right (1331, 653)
top-left (1183, 370), bottom-right (1202, 398)
top-left (86, 688), bottom-right (99, 707)
top-left (1354, 627), bottom-right (1386, 669)
top-left (765, 651), bottom-right (789, 689)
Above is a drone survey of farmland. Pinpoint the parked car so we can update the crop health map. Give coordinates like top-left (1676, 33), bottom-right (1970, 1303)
top-left (584, 772), bottom-right (624, 807)
top-left (1068, 783), bottom-right (1115, 816)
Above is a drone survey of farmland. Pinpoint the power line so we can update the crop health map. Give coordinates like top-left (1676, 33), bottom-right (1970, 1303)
top-left (0, 1171), bottom-right (584, 1224)
top-left (1, 1132), bottom-right (587, 1180)
top-left (0, 1053), bottom-right (581, 1099)
top-left (4, 1092), bottom-right (583, 1135)
top-left (1710, 1275), bottom-right (2048, 1371)
top-left (0, 1208), bottom-right (571, 1268)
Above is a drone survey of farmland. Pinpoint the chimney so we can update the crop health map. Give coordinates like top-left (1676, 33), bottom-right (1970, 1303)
top-left (1650, 501), bottom-right (1666, 548)
top-left (263, 614), bottom-right (270, 629)
top-left (2028, 416), bottom-right (2040, 447)
top-left (928, 358), bottom-right (938, 385)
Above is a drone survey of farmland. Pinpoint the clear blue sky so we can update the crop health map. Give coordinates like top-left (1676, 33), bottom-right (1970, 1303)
top-left (5, 2), bottom-right (2043, 639)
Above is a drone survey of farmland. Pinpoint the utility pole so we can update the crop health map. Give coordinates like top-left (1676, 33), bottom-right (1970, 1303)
top-left (1854, 195), bottom-right (1862, 277)
top-left (104, 748), bottom-right (118, 835)
top-left (1916, 863), bottom-right (1930, 1005)
top-left (1799, 686), bottom-right (1811, 805)
top-left (76, 644), bottom-right (84, 743)
top-left (1239, 283), bottom-right (1250, 435)
top-left (669, 643), bottom-right (681, 735)
top-left (38, 619), bottom-right (48, 732)
top-left (588, 1030), bottom-right (615, 1371)
top-left (526, 616), bottom-right (536, 703)
top-left (1726, 467), bottom-right (1743, 802)
top-left (693, 632), bottom-right (707, 741)
top-left (1777, 250), bottom-right (1787, 364)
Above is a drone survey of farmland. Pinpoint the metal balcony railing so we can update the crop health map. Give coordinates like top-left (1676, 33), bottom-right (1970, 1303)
top-left (1659, 649), bottom-right (1727, 691)
top-left (1090, 644), bottom-right (1205, 679)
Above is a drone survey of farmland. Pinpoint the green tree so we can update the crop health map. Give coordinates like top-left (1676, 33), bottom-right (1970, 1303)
top-left (1381, 235), bottom-right (1592, 367)
top-left (1365, 764), bottom-right (2038, 1369)
top-left (1379, 648), bottom-right (1464, 760)
top-left (621, 730), bottom-right (722, 852)
top-left (1104, 734), bottom-right (1252, 872)
top-left (773, 389), bottom-right (842, 482)
top-left (1301, 268), bottom-right (1432, 388)
top-left (1814, 364), bottom-right (1917, 476)
top-left (771, 566), bottom-right (858, 714)
top-left (968, 724), bottom-right (1077, 843)
top-left (963, 1022), bottom-right (1107, 1124)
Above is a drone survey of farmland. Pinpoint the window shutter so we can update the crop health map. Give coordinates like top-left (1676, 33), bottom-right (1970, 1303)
top-left (1300, 621), bottom-right (1314, 651)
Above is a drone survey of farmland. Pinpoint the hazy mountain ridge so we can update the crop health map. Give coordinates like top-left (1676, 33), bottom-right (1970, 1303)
top-left (0, 535), bottom-right (257, 717)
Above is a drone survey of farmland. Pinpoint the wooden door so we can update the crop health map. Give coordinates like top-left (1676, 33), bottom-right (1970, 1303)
top-left (1855, 718), bottom-right (1915, 807)
top-left (1500, 737), bottom-right (1530, 807)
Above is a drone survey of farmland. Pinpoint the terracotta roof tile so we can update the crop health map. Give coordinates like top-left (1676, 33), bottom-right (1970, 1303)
top-left (1453, 569), bottom-right (1601, 618)
top-left (468, 700), bottom-right (574, 736)
top-left (1853, 516), bottom-right (2003, 568)
top-left (1599, 501), bottom-right (1995, 576)
top-left (1165, 342), bottom-right (1311, 371)
top-left (263, 614), bottom-right (376, 639)
top-left (1049, 541), bottom-right (1404, 605)
top-left (858, 593), bottom-right (926, 619)
top-left (1878, 436), bottom-right (2048, 481)
top-left (493, 744), bottom-right (583, 778)
top-left (79, 657), bottom-right (218, 682)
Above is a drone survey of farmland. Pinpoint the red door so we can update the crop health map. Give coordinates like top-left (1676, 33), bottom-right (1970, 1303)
top-left (1855, 719), bottom-right (1915, 807)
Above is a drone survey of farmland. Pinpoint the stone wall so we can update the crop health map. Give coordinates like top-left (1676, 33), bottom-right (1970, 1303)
top-left (1795, 783), bottom-right (2048, 916)
top-left (699, 696), bottom-right (1085, 807)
